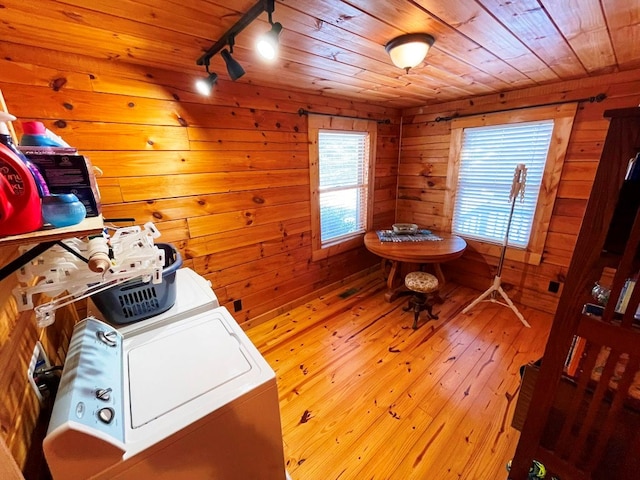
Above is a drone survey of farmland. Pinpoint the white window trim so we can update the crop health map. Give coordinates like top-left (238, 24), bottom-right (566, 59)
top-left (442, 104), bottom-right (577, 265)
top-left (308, 115), bottom-right (377, 262)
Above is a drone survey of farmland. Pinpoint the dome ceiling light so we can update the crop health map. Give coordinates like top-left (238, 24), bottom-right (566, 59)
top-left (385, 33), bottom-right (435, 73)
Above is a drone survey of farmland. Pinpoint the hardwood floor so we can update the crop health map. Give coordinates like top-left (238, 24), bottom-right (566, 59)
top-left (246, 271), bottom-right (554, 480)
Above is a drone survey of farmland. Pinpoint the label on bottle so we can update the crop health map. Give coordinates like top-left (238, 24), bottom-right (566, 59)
top-left (0, 158), bottom-right (26, 195)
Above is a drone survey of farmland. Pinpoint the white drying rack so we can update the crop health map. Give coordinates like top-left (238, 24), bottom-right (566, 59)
top-left (13, 222), bottom-right (165, 327)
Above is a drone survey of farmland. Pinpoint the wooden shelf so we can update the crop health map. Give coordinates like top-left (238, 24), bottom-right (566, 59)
top-left (510, 107), bottom-right (640, 480)
top-left (0, 215), bottom-right (104, 248)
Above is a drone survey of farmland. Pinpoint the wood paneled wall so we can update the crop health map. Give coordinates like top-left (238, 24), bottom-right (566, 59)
top-left (0, 42), bottom-right (400, 473)
top-left (0, 247), bottom-right (79, 476)
top-left (396, 68), bottom-right (640, 314)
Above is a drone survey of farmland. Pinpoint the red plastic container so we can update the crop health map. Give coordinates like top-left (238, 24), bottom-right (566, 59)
top-left (0, 143), bottom-right (43, 236)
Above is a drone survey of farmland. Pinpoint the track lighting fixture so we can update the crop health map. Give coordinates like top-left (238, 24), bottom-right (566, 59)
top-left (221, 39), bottom-right (246, 81)
top-left (195, 71), bottom-right (218, 95)
top-left (195, 0), bottom-right (282, 86)
top-left (195, 59), bottom-right (218, 95)
top-left (256, 3), bottom-right (283, 60)
top-left (257, 21), bottom-right (282, 60)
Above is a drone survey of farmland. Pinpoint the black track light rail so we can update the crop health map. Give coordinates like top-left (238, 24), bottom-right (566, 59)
top-left (197, 0), bottom-right (274, 66)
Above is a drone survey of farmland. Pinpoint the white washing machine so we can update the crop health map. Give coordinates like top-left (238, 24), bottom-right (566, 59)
top-left (87, 267), bottom-right (220, 337)
top-left (44, 269), bottom-right (288, 480)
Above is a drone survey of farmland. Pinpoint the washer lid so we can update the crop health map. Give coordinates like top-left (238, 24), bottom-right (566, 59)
top-left (113, 268), bottom-right (219, 337)
top-left (127, 314), bottom-right (251, 428)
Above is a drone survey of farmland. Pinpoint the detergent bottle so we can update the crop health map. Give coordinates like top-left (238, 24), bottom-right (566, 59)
top-left (0, 112), bottom-right (50, 197)
top-left (19, 121), bottom-right (69, 147)
top-left (0, 142), bottom-right (43, 236)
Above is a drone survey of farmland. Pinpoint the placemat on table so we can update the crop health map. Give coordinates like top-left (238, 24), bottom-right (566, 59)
top-left (376, 230), bottom-right (443, 242)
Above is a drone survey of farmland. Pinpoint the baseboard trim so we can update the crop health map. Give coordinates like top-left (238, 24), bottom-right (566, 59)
top-left (240, 265), bottom-right (381, 330)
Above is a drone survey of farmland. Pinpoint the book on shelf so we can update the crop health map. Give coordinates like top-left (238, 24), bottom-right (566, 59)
top-left (564, 335), bottom-right (577, 369)
top-left (564, 335), bottom-right (587, 378)
top-left (615, 278), bottom-right (636, 314)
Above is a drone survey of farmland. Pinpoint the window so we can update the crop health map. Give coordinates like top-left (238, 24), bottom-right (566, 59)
top-left (308, 115), bottom-right (377, 261)
top-left (444, 104), bottom-right (577, 264)
top-left (318, 131), bottom-right (369, 242)
top-left (452, 120), bottom-right (554, 247)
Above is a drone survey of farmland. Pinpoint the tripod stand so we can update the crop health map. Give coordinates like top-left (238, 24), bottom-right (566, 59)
top-left (462, 164), bottom-right (531, 327)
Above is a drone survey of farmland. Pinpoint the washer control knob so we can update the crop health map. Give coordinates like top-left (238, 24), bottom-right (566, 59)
top-left (96, 330), bottom-right (118, 347)
top-left (95, 388), bottom-right (112, 402)
top-left (97, 407), bottom-right (115, 424)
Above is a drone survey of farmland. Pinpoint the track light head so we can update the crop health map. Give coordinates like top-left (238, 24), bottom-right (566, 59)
top-left (257, 22), bottom-right (283, 60)
top-left (195, 71), bottom-right (218, 96)
top-left (221, 48), bottom-right (245, 81)
top-left (195, 58), bottom-right (218, 95)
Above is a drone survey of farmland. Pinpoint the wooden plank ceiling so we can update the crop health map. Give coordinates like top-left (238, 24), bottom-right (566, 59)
top-left (1, 0), bottom-right (638, 108)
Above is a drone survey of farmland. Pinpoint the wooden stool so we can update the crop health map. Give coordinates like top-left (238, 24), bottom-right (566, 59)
top-left (404, 271), bottom-right (440, 329)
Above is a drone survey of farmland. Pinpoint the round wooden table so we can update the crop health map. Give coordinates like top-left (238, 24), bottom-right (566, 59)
top-left (364, 231), bottom-right (467, 301)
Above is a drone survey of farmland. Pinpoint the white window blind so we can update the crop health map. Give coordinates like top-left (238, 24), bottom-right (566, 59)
top-left (318, 131), bottom-right (369, 245)
top-left (452, 120), bottom-right (554, 248)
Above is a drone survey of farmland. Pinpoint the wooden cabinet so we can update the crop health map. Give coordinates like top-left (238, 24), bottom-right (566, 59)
top-left (510, 108), bottom-right (640, 480)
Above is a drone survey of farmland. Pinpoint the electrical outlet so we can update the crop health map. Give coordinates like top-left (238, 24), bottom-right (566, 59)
top-left (548, 281), bottom-right (560, 293)
top-left (233, 299), bottom-right (243, 312)
top-left (27, 341), bottom-right (51, 402)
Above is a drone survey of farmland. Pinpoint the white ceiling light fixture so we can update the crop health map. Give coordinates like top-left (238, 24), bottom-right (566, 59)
top-left (385, 33), bottom-right (435, 73)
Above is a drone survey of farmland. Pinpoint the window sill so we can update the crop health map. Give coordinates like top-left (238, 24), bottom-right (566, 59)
top-left (463, 237), bottom-right (542, 266)
top-left (312, 234), bottom-right (364, 262)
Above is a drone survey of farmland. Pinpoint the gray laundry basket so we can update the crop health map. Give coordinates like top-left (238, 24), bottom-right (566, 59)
top-left (91, 243), bottom-right (182, 324)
